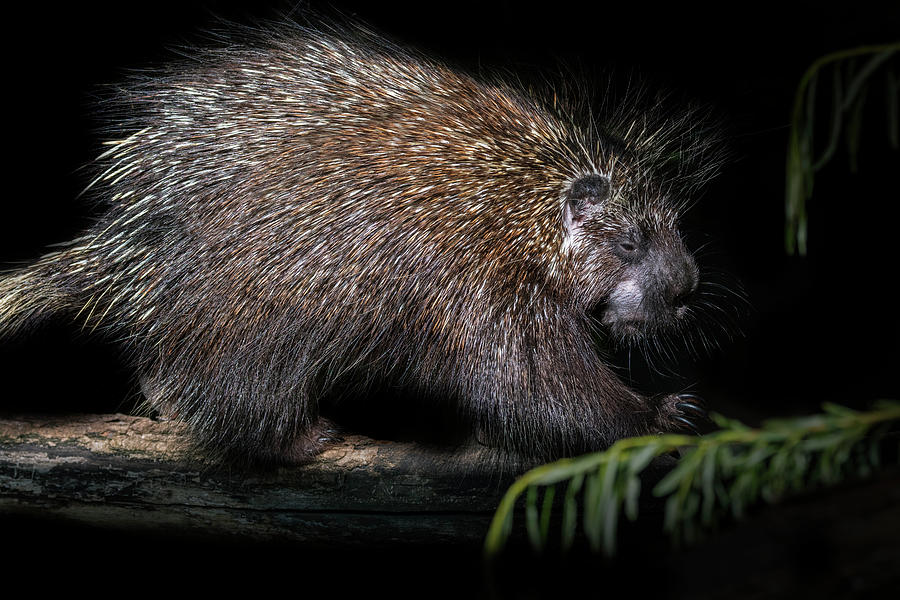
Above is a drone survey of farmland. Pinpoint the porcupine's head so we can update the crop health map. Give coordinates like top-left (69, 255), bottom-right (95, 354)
top-left (557, 101), bottom-right (724, 348)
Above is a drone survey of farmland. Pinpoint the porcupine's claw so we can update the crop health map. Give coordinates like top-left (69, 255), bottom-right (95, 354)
top-left (284, 418), bottom-right (345, 464)
top-left (675, 393), bottom-right (706, 418)
top-left (318, 427), bottom-right (345, 444)
top-left (673, 393), bottom-right (719, 436)
top-left (672, 414), bottom-right (702, 435)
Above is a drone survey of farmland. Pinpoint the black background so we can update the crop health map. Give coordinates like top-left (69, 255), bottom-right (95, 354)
top-left (1, 0), bottom-right (898, 595)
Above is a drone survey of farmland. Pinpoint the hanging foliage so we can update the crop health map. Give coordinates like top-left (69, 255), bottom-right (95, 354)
top-left (785, 43), bottom-right (899, 256)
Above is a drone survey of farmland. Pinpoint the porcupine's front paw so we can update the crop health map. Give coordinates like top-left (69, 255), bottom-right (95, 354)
top-left (655, 393), bottom-right (712, 435)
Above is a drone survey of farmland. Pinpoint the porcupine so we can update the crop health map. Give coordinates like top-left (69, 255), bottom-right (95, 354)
top-left (0, 22), bottom-right (722, 465)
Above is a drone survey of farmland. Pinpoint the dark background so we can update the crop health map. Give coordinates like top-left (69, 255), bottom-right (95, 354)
top-left (0, 0), bottom-right (897, 595)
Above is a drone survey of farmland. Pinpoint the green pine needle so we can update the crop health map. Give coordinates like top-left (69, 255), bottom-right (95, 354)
top-left (785, 43), bottom-right (899, 256)
top-left (484, 401), bottom-right (900, 559)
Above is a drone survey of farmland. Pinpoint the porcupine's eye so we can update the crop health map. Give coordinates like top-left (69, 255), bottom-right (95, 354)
top-left (612, 228), bottom-right (647, 263)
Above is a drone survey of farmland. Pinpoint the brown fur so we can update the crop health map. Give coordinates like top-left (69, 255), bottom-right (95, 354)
top-left (0, 22), bottom-right (724, 465)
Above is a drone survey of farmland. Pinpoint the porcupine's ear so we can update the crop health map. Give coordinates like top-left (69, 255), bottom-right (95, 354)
top-left (563, 174), bottom-right (610, 232)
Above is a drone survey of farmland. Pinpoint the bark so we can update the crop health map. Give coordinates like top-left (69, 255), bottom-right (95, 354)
top-left (3, 411), bottom-right (897, 600)
top-left (0, 412), bottom-right (514, 546)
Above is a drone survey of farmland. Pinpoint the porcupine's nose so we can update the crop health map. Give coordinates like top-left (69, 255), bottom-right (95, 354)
top-left (650, 232), bottom-right (699, 310)
top-left (667, 252), bottom-right (699, 309)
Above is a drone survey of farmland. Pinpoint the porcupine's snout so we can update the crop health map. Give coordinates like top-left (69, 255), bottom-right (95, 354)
top-left (601, 231), bottom-right (699, 339)
top-left (659, 244), bottom-right (700, 313)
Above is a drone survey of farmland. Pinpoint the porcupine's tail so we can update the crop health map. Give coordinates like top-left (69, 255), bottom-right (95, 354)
top-left (0, 251), bottom-right (77, 339)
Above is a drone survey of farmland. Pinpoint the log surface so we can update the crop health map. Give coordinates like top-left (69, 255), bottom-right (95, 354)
top-left (0, 412), bottom-right (512, 546)
top-left (3, 412), bottom-right (899, 598)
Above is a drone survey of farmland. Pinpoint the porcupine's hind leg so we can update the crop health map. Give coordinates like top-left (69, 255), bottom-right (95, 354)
top-left (137, 352), bottom-right (342, 465)
top-left (139, 375), bottom-right (179, 421)
top-left (281, 416), bottom-right (344, 464)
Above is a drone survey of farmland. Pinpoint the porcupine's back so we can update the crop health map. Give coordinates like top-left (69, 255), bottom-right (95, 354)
top-left (0, 25), bottom-right (604, 460)
top-left (1, 22), bottom-right (719, 462)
